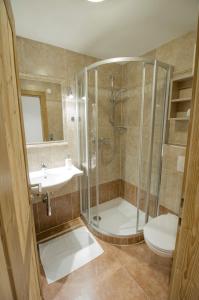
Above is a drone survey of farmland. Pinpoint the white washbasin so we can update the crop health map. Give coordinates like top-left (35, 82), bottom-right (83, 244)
top-left (29, 165), bottom-right (83, 193)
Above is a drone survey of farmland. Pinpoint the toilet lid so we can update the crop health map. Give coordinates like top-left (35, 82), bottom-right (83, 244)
top-left (143, 213), bottom-right (178, 252)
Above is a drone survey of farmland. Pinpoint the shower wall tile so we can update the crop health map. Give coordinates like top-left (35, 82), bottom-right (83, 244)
top-left (99, 183), bottom-right (110, 203)
top-left (121, 31), bottom-right (195, 215)
top-left (89, 180), bottom-right (122, 206)
top-left (98, 180), bottom-right (120, 204)
top-left (97, 63), bottom-right (122, 89)
top-left (121, 180), bottom-right (137, 206)
top-left (109, 180), bottom-right (121, 200)
top-left (90, 186), bottom-right (97, 207)
top-left (18, 32), bottom-right (196, 231)
top-left (97, 73), bottom-right (123, 185)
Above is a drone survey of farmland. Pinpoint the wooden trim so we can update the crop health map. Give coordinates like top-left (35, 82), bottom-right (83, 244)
top-left (2, 0), bottom-right (15, 30)
top-left (0, 208), bottom-right (17, 299)
top-left (1, 0), bottom-right (42, 298)
top-left (169, 17), bottom-right (199, 299)
top-left (0, 234), bottom-right (14, 300)
top-left (21, 89), bottom-right (49, 141)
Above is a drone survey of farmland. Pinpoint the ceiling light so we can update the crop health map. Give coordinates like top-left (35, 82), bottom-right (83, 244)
top-left (87, 0), bottom-right (105, 2)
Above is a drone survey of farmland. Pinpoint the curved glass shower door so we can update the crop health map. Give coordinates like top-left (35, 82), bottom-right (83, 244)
top-left (77, 57), bottom-right (171, 239)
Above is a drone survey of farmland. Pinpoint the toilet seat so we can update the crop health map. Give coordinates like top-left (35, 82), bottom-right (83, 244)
top-left (143, 213), bottom-right (178, 257)
top-left (145, 236), bottom-right (173, 257)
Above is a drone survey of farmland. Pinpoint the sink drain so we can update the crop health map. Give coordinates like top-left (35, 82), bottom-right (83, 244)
top-left (92, 215), bottom-right (102, 222)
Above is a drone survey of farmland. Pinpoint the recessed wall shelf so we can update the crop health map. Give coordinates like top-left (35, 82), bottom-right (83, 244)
top-left (168, 73), bottom-right (193, 146)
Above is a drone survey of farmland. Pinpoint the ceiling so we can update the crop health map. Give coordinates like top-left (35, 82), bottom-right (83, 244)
top-left (11, 0), bottom-right (198, 59)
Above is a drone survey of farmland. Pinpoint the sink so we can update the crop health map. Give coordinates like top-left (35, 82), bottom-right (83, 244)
top-left (29, 165), bottom-right (83, 193)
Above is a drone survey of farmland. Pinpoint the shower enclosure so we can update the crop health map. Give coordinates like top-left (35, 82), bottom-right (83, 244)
top-left (76, 57), bottom-right (171, 241)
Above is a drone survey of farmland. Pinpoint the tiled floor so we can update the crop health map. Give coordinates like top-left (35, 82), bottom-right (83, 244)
top-left (40, 220), bottom-right (172, 300)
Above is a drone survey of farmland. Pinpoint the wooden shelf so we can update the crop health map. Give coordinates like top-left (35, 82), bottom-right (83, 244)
top-left (166, 143), bottom-right (186, 148)
top-left (169, 75), bottom-right (193, 121)
top-left (167, 73), bottom-right (193, 146)
top-left (171, 97), bottom-right (191, 103)
top-left (169, 117), bottom-right (189, 121)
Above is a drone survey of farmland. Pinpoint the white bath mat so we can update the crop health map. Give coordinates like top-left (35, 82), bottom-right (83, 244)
top-left (39, 226), bottom-right (104, 284)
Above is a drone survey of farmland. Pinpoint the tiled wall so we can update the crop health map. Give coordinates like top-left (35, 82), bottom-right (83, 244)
top-left (159, 144), bottom-right (185, 214)
top-left (18, 36), bottom-right (123, 185)
top-left (18, 31), bottom-right (196, 234)
top-left (17, 36), bottom-right (98, 166)
top-left (87, 64), bottom-right (123, 185)
top-left (33, 191), bottom-right (80, 234)
top-left (120, 31), bottom-right (196, 215)
top-left (27, 142), bottom-right (68, 172)
top-left (33, 179), bottom-right (121, 234)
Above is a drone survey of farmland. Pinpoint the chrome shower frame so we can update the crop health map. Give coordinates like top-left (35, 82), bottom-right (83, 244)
top-left (76, 57), bottom-right (172, 236)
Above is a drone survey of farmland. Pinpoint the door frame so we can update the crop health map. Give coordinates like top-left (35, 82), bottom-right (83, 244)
top-left (0, 0), bottom-right (42, 298)
top-left (169, 18), bottom-right (199, 299)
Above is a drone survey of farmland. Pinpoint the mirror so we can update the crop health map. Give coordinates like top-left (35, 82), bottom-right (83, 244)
top-left (20, 78), bottom-right (64, 144)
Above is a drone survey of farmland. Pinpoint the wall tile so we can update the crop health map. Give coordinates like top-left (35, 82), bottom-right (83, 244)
top-left (19, 32), bottom-right (196, 232)
top-left (37, 198), bottom-right (57, 232)
top-left (71, 191), bottom-right (80, 219)
top-left (55, 194), bottom-right (72, 224)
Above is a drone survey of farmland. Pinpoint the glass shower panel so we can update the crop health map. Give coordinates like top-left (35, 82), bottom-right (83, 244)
top-left (76, 71), bottom-right (90, 221)
top-left (87, 69), bottom-right (99, 227)
top-left (136, 62), bottom-right (154, 231)
top-left (77, 57), bottom-right (171, 239)
top-left (93, 62), bottom-right (124, 234)
top-left (137, 63), bottom-right (170, 231)
top-left (148, 65), bottom-right (169, 218)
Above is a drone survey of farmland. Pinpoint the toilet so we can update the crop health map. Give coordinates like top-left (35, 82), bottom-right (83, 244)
top-left (143, 213), bottom-right (178, 258)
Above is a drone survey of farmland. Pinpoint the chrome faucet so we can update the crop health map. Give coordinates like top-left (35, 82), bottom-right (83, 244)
top-left (41, 162), bottom-right (47, 178)
top-left (41, 162), bottom-right (47, 168)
